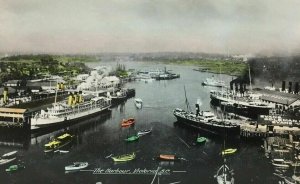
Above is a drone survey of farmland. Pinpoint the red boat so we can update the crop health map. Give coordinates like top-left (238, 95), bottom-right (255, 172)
top-left (121, 118), bottom-right (135, 127)
top-left (157, 154), bottom-right (178, 161)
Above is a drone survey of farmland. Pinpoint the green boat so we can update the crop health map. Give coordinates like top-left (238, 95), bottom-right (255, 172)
top-left (111, 152), bottom-right (136, 162)
top-left (197, 137), bottom-right (207, 144)
top-left (5, 164), bottom-right (25, 172)
top-left (124, 135), bottom-right (139, 142)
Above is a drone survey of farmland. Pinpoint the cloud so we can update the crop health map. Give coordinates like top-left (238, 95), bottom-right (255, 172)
top-left (0, 0), bottom-right (300, 55)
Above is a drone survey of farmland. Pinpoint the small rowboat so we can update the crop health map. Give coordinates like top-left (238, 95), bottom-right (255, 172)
top-left (121, 118), bottom-right (135, 127)
top-left (157, 154), bottom-right (183, 161)
top-left (111, 152), bottom-right (136, 162)
top-left (221, 148), bottom-right (237, 155)
top-left (5, 164), bottom-right (25, 172)
top-left (0, 158), bottom-right (16, 165)
top-left (54, 150), bottom-right (69, 154)
top-left (137, 129), bottom-right (152, 136)
top-left (65, 162), bottom-right (89, 171)
top-left (44, 133), bottom-right (73, 153)
top-left (134, 98), bottom-right (143, 109)
top-left (125, 135), bottom-right (139, 142)
top-left (196, 137), bottom-right (207, 144)
top-left (0, 151), bottom-right (18, 165)
top-left (2, 151), bottom-right (18, 158)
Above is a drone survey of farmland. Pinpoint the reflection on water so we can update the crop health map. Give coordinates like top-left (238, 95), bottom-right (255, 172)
top-left (0, 129), bottom-right (31, 150)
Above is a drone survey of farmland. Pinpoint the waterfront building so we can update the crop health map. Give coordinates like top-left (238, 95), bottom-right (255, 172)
top-left (259, 89), bottom-right (300, 111)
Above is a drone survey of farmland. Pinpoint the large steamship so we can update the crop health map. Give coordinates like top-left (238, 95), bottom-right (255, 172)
top-left (31, 92), bottom-right (111, 131)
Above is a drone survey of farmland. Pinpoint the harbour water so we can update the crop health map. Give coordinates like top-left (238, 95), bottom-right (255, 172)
top-left (0, 62), bottom-right (278, 184)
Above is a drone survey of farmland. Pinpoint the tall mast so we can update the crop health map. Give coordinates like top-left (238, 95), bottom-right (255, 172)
top-left (249, 65), bottom-right (252, 91)
top-left (54, 79), bottom-right (58, 103)
top-left (184, 86), bottom-right (190, 112)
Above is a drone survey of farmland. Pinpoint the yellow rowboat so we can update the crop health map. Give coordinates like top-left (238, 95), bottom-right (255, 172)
top-left (44, 133), bottom-right (73, 153)
top-left (222, 148), bottom-right (237, 155)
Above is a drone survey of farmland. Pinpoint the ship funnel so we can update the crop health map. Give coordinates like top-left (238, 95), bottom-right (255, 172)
top-left (79, 91), bottom-right (83, 103)
top-left (195, 103), bottom-right (200, 116)
top-left (295, 82), bottom-right (299, 94)
top-left (60, 83), bottom-right (65, 91)
top-left (68, 93), bottom-right (73, 106)
top-left (288, 82), bottom-right (292, 93)
top-left (73, 92), bottom-right (78, 105)
top-left (76, 92), bottom-right (80, 103)
top-left (239, 82), bottom-right (244, 94)
top-left (230, 82), bottom-right (233, 91)
top-left (3, 87), bottom-right (8, 104)
top-left (282, 81), bottom-right (286, 92)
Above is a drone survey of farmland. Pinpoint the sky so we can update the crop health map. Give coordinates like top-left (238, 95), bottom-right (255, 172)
top-left (0, 0), bottom-right (300, 55)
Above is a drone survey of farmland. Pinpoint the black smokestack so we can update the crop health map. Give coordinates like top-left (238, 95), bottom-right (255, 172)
top-left (282, 81), bottom-right (286, 91)
top-left (230, 81), bottom-right (233, 91)
top-left (295, 82), bottom-right (299, 94)
top-left (288, 82), bottom-right (292, 93)
top-left (240, 82), bottom-right (243, 93)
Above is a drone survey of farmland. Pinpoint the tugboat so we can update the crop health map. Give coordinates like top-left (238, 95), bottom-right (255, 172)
top-left (109, 88), bottom-right (127, 105)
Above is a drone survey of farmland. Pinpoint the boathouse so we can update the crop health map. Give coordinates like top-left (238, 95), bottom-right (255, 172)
top-left (0, 108), bottom-right (31, 129)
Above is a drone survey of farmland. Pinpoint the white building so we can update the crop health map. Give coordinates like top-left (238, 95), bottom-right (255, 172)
top-left (76, 74), bottom-right (89, 81)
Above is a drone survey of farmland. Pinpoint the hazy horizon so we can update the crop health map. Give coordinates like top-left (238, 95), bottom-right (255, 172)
top-left (1, 0), bottom-right (300, 56)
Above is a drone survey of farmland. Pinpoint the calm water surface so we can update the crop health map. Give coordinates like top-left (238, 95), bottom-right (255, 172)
top-left (0, 62), bottom-right (278, 184)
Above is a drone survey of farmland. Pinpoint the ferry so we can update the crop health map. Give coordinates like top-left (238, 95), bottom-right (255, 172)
top-left (31, 94), bottom-right (111, 131)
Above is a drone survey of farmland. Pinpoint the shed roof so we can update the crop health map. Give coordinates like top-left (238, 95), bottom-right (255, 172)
top-left (0, 108), bottom-right (27, 114)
